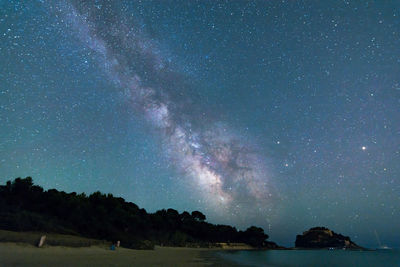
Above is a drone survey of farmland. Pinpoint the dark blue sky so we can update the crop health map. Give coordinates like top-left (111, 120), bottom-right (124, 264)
top-left (1, 0), bottom-right (399, 247)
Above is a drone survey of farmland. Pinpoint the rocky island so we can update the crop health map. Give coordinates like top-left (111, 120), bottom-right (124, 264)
top-left (295, 227), bottom-right (363, 249)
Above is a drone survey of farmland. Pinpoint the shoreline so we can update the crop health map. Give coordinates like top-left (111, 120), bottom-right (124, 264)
top-left (0, 242), bottom-right (237, 266)
top-left (0, 241), bottom-right (379, 267)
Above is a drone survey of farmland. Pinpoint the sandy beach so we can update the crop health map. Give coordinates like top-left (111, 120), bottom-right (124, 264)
top-left (0, 243), bottom-right (234, 266)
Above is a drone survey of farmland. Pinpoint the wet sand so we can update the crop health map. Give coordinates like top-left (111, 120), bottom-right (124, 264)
top-left (0, 243), bottom-right (233, 266)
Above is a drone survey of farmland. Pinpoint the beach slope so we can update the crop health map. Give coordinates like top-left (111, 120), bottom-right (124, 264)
top-left (0, 243), bottom-right (223, 266)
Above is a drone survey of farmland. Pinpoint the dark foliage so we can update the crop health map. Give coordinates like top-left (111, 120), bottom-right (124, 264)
top-left (0, 177), bottom-right (271, 249)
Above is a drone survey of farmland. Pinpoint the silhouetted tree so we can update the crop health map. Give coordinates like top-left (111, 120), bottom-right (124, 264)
top-left (241, 226), bottom-right (269, 247)
top-left (191, 211), bottom-right (206, 222)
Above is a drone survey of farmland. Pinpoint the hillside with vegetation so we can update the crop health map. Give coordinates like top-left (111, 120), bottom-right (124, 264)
top-left (295, 227), bottom-right (363, 249)
top-left (0, 177), bottom-right (277, 249)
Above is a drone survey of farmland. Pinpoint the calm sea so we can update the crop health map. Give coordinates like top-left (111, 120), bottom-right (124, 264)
top-left (217, 249), bottom-right (400, 267)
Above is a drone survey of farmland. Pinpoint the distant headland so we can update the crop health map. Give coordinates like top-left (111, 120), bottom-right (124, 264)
top-left (295, 227), bottom-right (364, 250)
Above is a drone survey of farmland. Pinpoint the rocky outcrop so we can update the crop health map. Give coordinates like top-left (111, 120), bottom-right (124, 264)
top-left (295, 227), bottom-right (362, 249)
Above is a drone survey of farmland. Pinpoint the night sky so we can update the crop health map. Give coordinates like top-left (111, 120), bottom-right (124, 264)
top-left (1, 0), bottom-right (399, 248)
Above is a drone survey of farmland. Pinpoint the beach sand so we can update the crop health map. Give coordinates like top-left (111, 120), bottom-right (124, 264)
top-left (0, 243), bottom-right (233, 266)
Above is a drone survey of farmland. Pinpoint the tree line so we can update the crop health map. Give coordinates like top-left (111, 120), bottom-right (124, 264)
top-left (0, 177), bottom-right (276, 249)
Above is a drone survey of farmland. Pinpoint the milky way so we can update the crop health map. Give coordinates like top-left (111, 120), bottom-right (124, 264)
top-left (3, 0), bottom-right (399, 247)
top-left (59, 1), bottom-right (275, 218)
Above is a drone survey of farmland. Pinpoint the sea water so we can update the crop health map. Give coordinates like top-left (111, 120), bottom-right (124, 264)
top-left (218, 249), bottom-right (400, 267)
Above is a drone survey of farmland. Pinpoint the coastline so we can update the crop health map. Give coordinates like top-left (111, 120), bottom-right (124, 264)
top-left (0, 242), bottom-right (238, 266)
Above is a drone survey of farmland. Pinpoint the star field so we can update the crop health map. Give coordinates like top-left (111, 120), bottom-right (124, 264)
top-left (0, 1), bottom-right (399, 247)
